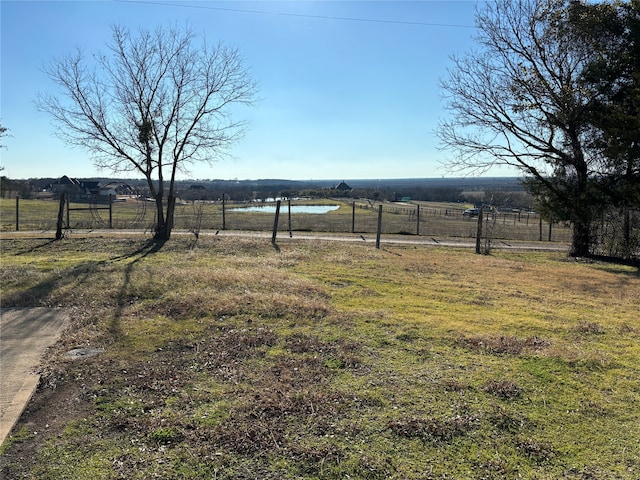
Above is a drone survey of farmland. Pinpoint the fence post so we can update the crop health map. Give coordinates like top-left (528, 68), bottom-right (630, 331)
top-left (15, 195), bottom-right (19, 231)
top-left (222, 194), bottom-right (226, 230)
top-left (475, 208), bottom-right (484, 254)
top-left (351, 201), bottom-right (355, 234)
top-left (375, 204), bottom-right (383, 249)
top-left (108, 194), bottom-right (113, 229)
top-left (56, 193), bottom-right (66, 240)
top-left (288, 198), bottom-right (292, 237)
top-left (66, 195), bottom-right (70, 229)
top-left (548, 221), bottom-right (553, 242)
top-left (539, 217), bottom-right (543, 241)
top-left (272, 200), bottom-right (281, 244)
top-left (416, 204), bottom-right (420, 236)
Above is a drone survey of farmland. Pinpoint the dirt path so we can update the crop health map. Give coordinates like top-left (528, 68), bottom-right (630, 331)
top-left (1, 229), bottom-right (571, 252)
top-left (0, 308), bottom-right (70, 446)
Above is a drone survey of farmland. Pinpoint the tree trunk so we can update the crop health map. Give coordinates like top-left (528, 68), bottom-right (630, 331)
top-left (154, 195), bottom-right (176, 241)
top-left (155, 222), bottom-right (169, 240)
top-left (570, 219), bottom-right (591, 257)
top-left (154, 195), bottom-right (168, 240)
top-left (569, 151), bottom-right (593, 258)
top-left (165, 195), bottom-right (177, 240)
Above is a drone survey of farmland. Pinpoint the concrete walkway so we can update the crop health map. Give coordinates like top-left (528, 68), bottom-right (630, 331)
top-left (0, 308), bottom-right (70, 446)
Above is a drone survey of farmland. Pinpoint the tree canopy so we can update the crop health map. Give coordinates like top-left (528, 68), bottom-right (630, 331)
top-left (571, 0), bottom-right (640, 209)
top-left (438, 0), bottom-right (639, 258)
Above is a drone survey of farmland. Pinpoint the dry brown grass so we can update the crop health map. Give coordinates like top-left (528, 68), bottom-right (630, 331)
top-left (1, 235), bottom-right (638, 479)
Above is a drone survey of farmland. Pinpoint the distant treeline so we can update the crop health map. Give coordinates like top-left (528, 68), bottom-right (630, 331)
top-left (1, 176), bottom-right (533, 209)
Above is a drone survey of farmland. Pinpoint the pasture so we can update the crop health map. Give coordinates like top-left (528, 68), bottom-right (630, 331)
top-left (0, 234), bottom-right (638, 479)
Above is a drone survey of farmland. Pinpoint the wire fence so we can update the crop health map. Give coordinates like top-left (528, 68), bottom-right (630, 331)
top-left (590, 208), bottom-right (640, 260)
top-left (1, 197), bottom-right (573, 244)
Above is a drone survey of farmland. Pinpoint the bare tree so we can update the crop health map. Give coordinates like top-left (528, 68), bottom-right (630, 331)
top-left (0, 121), bottom-right (8, 150)
top-left (0, 122), bottom-right (8, 173)
top-left (39, 24), bottom-right (257, 240)
top-left (438, 0), bottom-right (603, 257)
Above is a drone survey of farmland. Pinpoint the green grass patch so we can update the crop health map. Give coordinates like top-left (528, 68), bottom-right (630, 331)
top-left (1, 235), bottom-right (638, 478)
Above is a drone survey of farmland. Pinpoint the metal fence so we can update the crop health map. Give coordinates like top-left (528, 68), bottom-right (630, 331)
top-left (5, 197), bottom-right (638, 261)
top-left (1, 197), bottom-right (573, 244)
top-left (590, 208), bottom-right (640, 260)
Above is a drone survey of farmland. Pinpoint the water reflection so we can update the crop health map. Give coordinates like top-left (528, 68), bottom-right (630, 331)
top-left (234, 205), bottom-right (340, 214)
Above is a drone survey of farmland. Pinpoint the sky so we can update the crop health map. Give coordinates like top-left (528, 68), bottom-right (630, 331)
top-left (1, 0), bottom-right (514, 181)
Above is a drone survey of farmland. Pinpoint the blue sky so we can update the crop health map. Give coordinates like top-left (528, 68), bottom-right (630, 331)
top-left (1, 0), bottom-right (511, 181)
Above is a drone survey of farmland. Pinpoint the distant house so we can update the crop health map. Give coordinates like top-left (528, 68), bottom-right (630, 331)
top-left (99, 185), bottom-right (118, 197)
top-left (79, 180), bottom-right (101, 195)
top-left (99, 182), bottom-right (138, 197)
top-left (58, 175), bottom-right (78, 186)
top-left (51, 175), bottom-right (81, 194)
top-left (51, 176), bottom-right (103, 195)
top-left (51, 177), bottom-right (139, 198)
top-left (335, 181), bottom-right (352, 192)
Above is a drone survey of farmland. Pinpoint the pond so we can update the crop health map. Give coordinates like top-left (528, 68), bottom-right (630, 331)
top-left (234, 205), bottom-right (341, 214)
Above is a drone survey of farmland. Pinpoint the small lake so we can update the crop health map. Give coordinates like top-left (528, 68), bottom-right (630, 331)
top-left (234, 205), bottom-right (341, 214)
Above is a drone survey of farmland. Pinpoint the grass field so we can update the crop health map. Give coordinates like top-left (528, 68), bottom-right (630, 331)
top-left (0, 234), bottom-right (638, 479)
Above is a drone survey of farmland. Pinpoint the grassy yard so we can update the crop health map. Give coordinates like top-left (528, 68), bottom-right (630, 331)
top-left (0, 234), bottom-right (638, 479)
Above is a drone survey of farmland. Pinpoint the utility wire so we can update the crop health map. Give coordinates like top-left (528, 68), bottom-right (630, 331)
top-left (114, 0), bottom-right (476, 29)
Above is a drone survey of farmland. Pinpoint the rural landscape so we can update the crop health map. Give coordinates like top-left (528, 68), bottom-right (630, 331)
top-left (0, 176), bottom-right (573, 247)
top-left (1, 0), bottom-right (639, 478)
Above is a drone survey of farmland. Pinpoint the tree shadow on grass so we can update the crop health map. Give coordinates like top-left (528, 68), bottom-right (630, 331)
top-left (1, 260), bottom-right (104, 309)
top-left (587, 254), bottom-right (640, 276)
top-left (109, 239), bottom-right (167, 339)
top-left (2, 238), bottom-right (167, 347)
top-left (12, 239), bottom-right (59, 256)
top-left (597, 263), bottom-right (639, 277)
top-left (108, 238), bottom-right (166, 263)
top-left (567, 255), bottom-right (640, 278)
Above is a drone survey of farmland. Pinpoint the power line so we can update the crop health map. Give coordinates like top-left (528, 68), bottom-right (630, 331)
top-left (114, 0), bottom-right (476, 29)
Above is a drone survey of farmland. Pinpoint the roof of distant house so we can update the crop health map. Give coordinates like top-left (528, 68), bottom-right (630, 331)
top-left (335, 181), bottom-right (352, 191)
top-left (57, 175), bottom-right (80, 185)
